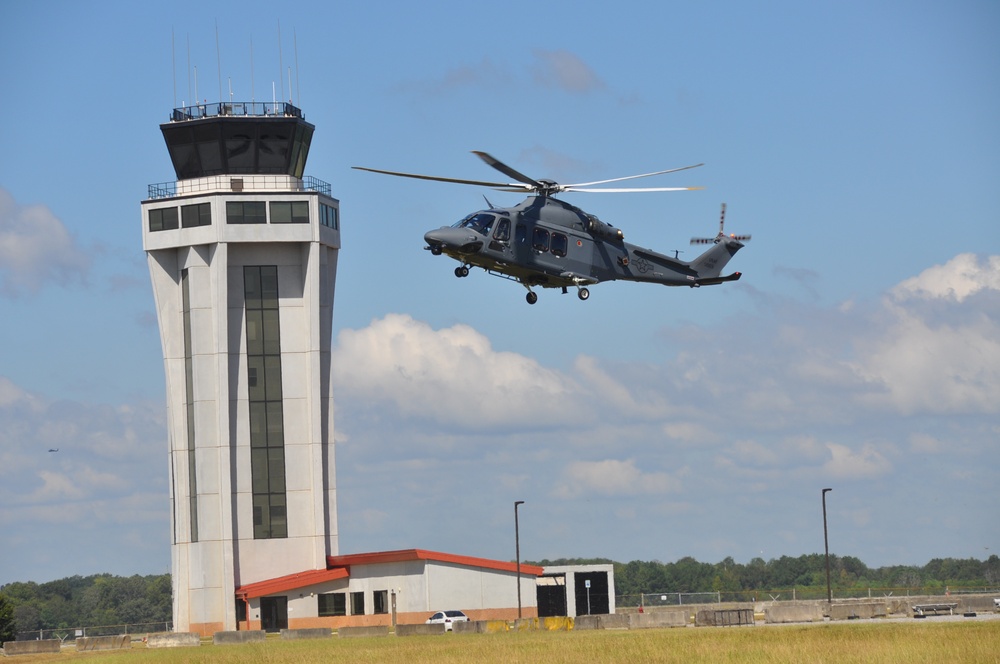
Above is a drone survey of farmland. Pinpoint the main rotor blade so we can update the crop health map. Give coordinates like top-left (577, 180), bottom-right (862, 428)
top-left (352, 166), bottom-right (526, 190)
top-left (471, 151), bottom-right (543, 188)
top-left (566, 163), bottom-right (704, 188)
top-left (563, 186), bottom-right (705, 193)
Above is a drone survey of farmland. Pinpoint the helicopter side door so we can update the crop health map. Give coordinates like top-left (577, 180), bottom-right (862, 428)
top-left (486, 216), bottom-right (513, 263)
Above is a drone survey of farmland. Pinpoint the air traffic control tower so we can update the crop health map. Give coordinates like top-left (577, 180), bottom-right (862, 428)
top-left (141, 101), bottom-right (340, 634)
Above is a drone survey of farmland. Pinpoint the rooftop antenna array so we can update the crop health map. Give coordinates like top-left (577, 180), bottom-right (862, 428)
top-left (186, 34), bottom-right (191, 106)
top-left (215, 20), bottom-right (223, 105)
top-left (171, 27), bottom-right (177, 108)
top-left (166, 24), bottom-right (303, 111)
top-left (294, 28), bottom-right (301, 107)
top-left (278, 20), bottom-right (284, 102)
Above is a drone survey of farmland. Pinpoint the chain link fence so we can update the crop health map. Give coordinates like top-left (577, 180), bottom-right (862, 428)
top-left (14, 622), bottom-right (173, 643)
top-left (620, 586), bottom-right (1000, 608)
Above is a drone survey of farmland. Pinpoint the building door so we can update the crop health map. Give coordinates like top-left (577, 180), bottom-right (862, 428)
top-left (574, 572), bottom-right (610, 616)
top-left (260, 596), bottom-right (288, 632)
top-left (536, 575), bottom-right (567, 617)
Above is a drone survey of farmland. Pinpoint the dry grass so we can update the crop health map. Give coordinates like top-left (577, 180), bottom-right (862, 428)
top-left (10, 620), bottom-right (1000, 664)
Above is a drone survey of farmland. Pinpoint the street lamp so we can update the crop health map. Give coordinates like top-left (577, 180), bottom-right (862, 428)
top-left (822, 488), bottom-right (832, 606)
top-left (514, 500), bottom-right (525, 620)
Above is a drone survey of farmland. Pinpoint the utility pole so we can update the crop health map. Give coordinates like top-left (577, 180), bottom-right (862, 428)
top-left (822, 488), bottom-right (833, 606)
top-left (514, 500), bottom-right (525, 620)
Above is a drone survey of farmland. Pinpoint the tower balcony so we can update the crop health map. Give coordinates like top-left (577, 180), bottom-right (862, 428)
top-left (147, 175), bottom-right (332, 200)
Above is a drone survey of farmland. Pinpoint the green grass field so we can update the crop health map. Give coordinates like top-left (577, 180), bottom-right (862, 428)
top-left (11, 620), bottom-right (1000, 664)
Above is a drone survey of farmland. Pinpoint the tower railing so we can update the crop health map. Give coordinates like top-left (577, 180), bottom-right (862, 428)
top-left (147, 175), bottom-right (332, 200)
top-left (169, 101), bottom-right (303, 122)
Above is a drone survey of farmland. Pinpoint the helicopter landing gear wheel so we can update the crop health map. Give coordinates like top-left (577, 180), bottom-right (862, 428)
top-left (578, 287), bottom-right (590, 301)
top-left (526, 291), bottom-right (538, 305)
top-left (430, 246), bottom-right (442, 256)
top-left (454, 265), bottom-right (469, 278)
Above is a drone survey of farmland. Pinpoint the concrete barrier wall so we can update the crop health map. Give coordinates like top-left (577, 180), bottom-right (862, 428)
top-left (3, 639), bottom-right (62, 655)
top-left (76, 635), bottom-right (130, 651)
top-left (280, 627), bottom-right (332, 640)
top-left (337, 625), bottom-right (389, 638)
top-left (145, 632), bottom-right (201, 648)
top-left (212, 630), bottom-right (266, 645)
top-left (452, 620), bottom-right (486, 634)
top-left (541, 616), bottom-right (573, 631)
top-left (452, 620), bottom-right (512, 634)
top-left (829, 602), bottom-right (887, 620)
top-left (395, 623), bottom-right (446, 636)
top-left (574, 614), bottom-right (629, 630)
top-left (764, 604), bottom-right (823, 624)
top-left (630, 610), bottom-right (688, 629)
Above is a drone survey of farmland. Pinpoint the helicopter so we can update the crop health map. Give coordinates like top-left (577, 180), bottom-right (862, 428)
top-left (353, 151), bottom-right (750, 305)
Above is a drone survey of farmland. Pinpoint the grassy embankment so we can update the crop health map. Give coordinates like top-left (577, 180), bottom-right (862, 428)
top-left (10, 620), bottom-right (1000, 664)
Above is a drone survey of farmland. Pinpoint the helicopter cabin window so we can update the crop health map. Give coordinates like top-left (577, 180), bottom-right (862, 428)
top-left (551, 233), bottom-right (568, 258)
top-left (455, 212), bottom-right (496, 235)
top-left (493, 218), bottom-right (510, 242)
top-left (532, 227), bottom-right (549, 252)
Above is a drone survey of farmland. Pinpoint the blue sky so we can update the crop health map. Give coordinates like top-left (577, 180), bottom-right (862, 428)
top-left (1, 0), bottom-right (998, 584)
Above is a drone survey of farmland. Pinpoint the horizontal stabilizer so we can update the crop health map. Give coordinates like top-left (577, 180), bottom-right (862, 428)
top-left (692, 271), bottom-right (742, 287)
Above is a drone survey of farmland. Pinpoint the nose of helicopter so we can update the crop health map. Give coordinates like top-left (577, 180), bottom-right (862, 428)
top-left (424, 227), bottom-right (481, 253)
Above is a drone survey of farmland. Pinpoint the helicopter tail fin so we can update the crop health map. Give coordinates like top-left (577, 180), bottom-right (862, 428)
top-left (689, 237), bottom-right (744, 279)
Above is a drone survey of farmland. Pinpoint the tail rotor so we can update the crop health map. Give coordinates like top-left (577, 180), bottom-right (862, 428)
top-left (691, 203), bottom-right (751, 245)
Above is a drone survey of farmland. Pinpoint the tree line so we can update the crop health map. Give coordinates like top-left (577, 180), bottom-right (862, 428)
top-left (0, 574), bottom-right (171, 640)
top-left (2, 554), bottom-right (998, 638)
top-left (532, 554), bottom-right (1000, 597)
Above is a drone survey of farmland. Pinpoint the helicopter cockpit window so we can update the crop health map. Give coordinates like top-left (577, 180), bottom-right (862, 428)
top-left (493, 218), bottom-right (510, 242)
top-left (454, 212), bottom-right (496, 236)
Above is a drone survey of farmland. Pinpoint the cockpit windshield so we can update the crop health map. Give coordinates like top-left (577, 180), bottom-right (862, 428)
top-left (452, 212), bottom-right (495, 236)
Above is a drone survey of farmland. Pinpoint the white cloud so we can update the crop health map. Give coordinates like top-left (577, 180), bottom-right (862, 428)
top-left (553, 459), bottom-right (682, 498)
top-left (0, 188), bottom-right (90, 296)
top-left (851, 297), bottom-right (1000, 415)
top-left (891, 254), bottom-right (1000, 302)
top-left (0, 377), bottom-right (165, 519)
top-left (399, 57), bottom-right (513, 97)
top-left (823, 442), bottom-right (892, 479)
top-left (531, 49), bottom-right (605, 94)
top-left (332, 313), bottom-right (589, 430)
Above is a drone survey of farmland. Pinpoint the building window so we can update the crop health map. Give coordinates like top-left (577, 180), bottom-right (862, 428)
top-left (270, 201), bottom-right (309, 224)
top-left (350, 591), bottom-right (365, 616)
top-left (373, 590), bottom-right (388, 615)
top-left (320, 203), bottom-right (338, 229)
top-left (181, 269), bottom-right (198, 543)
top-left (181, 202), bottom-right (212, 228)
top-left (227, 201), bottom-right (266, 224)
top-left (318, 593), bottom-right (347, 617)
top-left (245, 266), bottom-right (287, 539)
top-left (149, 207), bottom-right (179, 231)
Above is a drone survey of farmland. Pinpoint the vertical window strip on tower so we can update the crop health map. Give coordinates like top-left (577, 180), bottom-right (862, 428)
top-left (245, 266), bottom-right (288, 539)
top-left (181, 269), bottom-right (199, 543)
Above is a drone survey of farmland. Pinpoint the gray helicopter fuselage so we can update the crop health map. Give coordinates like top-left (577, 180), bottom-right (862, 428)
top-left (424, 195), bottom-right (744, 290)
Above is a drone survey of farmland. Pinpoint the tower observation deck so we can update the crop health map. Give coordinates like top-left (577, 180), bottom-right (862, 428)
top-left (142, 101), bottom-right (340, 635)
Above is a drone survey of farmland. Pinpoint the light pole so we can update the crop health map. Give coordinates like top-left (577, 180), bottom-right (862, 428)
top-left (514, 500), bottom-right (525, 620)
top-left (822, 488), bottom-right (832, 606)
